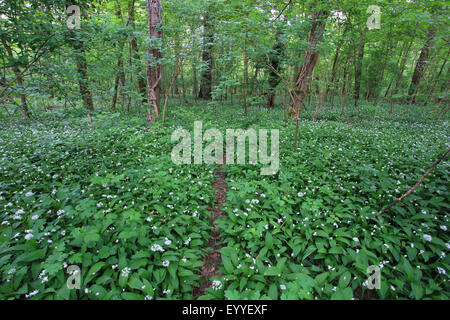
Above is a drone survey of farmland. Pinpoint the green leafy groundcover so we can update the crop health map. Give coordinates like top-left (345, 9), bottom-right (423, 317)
top-left (0, 104), bottom-right (449, 300)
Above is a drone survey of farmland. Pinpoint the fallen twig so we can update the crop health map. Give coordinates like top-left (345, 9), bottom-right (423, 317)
top-left (375, 148), bottom-right (450, 218)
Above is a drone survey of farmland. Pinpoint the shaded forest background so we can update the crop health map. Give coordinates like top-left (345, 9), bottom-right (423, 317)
top-left (0, 0), bottom-right (448, 123)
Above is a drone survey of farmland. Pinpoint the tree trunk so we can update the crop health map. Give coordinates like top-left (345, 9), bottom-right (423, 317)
top-left (192, 23), bottom-right (199, 98)
top-left (146, 0), bottom-right (162, 121)
top-left (340, 58), bottom-right (349, 118)
top-left (71, 31), bottom-right (94, 111)
top-left (112, 8), bottom-right (125, 110)
top-left (384, 40), bottom-right (408, 98)
top-left (266, 32), bottom-right (284, 108)
top-left (373, 36), bottom-right (393, 103)
top-left (353, 30), bottom-right (365, 108)
top-left (391, 37), bottom-right (414, 99)
top-left (289, 9), bottom-right (329, 117)
top-left (313, 75), bottom-right (322, 122)
top-left (425, 50), bottom-right (448, 104)
top-left (251, 66), bottom-right (259, 95)
top-left (111, 53), bottom-right (124, 110)
top-left (198, 14), bottom-right (214, 100)
top-left (181, 64), bottom-right (186, 103)
top-left (1, 39), bottom-right (30, 119)
top-left (408, 27), bottom-right (436, 104)
top-left (243, 19), bottom-right (249, 114)
top-left (326, 21), bottom-right (350, 103)
top-left (129, 0), bottom-right (147, 104)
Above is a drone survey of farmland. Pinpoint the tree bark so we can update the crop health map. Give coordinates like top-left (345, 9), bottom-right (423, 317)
top-left (129, 0), bottom-right (147, 104)
top-left (1, 39), bottom-right (30, 119)
top-left (267, 32), bottom-right (284, 108)
top-left (146, 0), bottom-right (162, 121)
top-left (353, 29), bottom-right (365, 108)
top-left (243, 18), bottom-right (249, 114)
top-left (289, 9), bottom-right (329, 117)
top-left (191, 22), bottom-right (199, 98)
top-left (391, 37), bottom-right (414, 98)
top-left (198, 14), bottom-right (214, 100)
top-left (326, 21), bottom-right (350, 103)
top-left (425, 50), bottom-right (448, 104)
top-left (408, 27), bottom-right (436, 104)
top-left (112, 7), bottom-right (125, 110)
top-left (71, 31), bottom-right (94, 111)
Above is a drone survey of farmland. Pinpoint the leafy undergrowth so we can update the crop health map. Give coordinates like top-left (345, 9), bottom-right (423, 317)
top-left (0, 112), bottom-right (216, 299)
top-left (0, 103), bottom-right (449, 300)
top-left (206, 115), bottom-right (449, 300)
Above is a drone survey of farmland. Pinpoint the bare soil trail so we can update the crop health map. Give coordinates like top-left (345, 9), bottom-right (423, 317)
top-left (193, 154), bottom-right (227, 299)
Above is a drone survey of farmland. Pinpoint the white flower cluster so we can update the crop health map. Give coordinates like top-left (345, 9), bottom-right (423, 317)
top-left (25, 290), bottom-right (39, 298)
top-left (211, 280), bottom-right (222, 290)
top-left (151, 244), bottom-right (165, 252)
top-left (121, 267), bottom-right (131, 278)
top-left (437, 267), bottom-right (446, 275)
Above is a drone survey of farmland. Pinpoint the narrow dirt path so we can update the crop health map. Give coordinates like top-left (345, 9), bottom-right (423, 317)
top-left (193, 154), bottom-right (227, 299)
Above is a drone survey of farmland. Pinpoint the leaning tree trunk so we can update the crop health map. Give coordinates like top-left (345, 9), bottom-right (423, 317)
top-left (289, 9), bottom-right (329, 117)
top-left (290, 8), bottom-right (329, 152)
top-left (408, 27), bottom-right (436, 104)
top-left (145, 0), bottom-right (162, 122)
top-left (1, 39), bottom-right (30, 119)
top-left (425, 50), bottom-right (448, 105)
top-left (198, 14), bottom-right (214, 100)
top-left (384, 39), bottom-right (410, 98)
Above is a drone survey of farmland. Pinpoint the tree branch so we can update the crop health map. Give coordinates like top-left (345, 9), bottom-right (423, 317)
top-left (375, 148), bottom-right (450, 218)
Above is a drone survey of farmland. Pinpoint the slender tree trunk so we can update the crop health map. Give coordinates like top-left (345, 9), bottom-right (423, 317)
top-left (267, 32), bottom-right (284, 108)
top-left (251, 66), bottom-right (259, 95)
top-left (1, 39), bottom-right (30, 118)
top-left (191, 23), bottom-right (199, 98)
top-left (291, 8), bottom-right (329, 152)
top-left (384, 40), bottom-right (408, 98)
top-left (145, 0), bottom-right (162, 121)
top-left (353, 29), bottom-right (365, 108)
top-left (435, 105), bottom-right (447, 123)
top-left (243, 19), bottom-right (249, 114)
top-left (129, 0), bottom-right (147, 104)
top-left (192, 56), bottom-right (198, 97)
top-left (112, 7), bottom-right (125, 110)
top-left (340, 58), bottom-right (349, 118)
top-left (71, 31), bottom-right (94, 111)
top-left (111, 54), bottom-right (124, 110)
top-left (326, 21), bottom-right (350, 103)
top-left (181, 64), bottom-right (186, 103)
top-left (408, 27), bottom-right (436, 104)
top-left (392, 37), bottom-right (414, 98)
top-left (313, 76), bottom-right (321, 122)
top-left (198, 14), bottom-right (214, 100)
top-left (437, 67), bottom-right (448, 104)
top-left (373, 35), bottom-right (393, 103)
top-left (289, 9), bottom-right (329, 117)
top-left (425, 50), bottom-right (448, 104)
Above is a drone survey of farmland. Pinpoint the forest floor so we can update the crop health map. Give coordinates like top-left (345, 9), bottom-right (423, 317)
top-left (194, 153), bottom-right (227, 298)
top-left (0, 100), bottom-right (449, 300)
